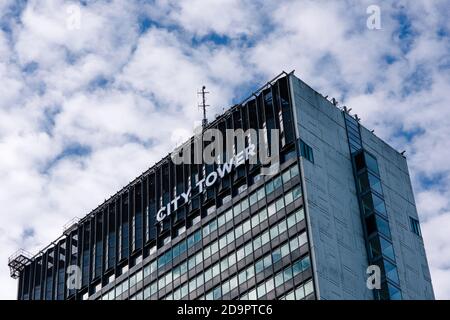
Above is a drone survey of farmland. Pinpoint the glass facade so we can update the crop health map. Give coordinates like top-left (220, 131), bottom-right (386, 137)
top-left (10, 71), bottom-right (431, 301)
top-left (14, 73), bottom-right (314, 301)
top-left (344, 112), bottom-right (402, 300)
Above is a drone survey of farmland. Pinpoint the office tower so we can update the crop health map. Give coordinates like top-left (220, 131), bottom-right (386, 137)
top-left (9, 72), bottom-right (434, 300)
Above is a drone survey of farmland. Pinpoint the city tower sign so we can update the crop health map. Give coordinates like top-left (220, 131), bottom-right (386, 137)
top-left (156, 144), bottom-right (256, 223)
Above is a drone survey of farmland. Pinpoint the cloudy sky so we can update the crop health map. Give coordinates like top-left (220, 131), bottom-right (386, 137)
top-left (0, 0), bottom-right (449, 299)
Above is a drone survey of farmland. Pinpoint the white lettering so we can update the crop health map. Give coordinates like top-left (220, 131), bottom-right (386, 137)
top-left (217, 159), bottom-right (234, 178)
top-left (156, 207), bottom-right (166, 222)
top-left (196, 178), bottom-right (205, 193)
top-left (235, 150), bottom-right (245, 167)
top-left (205, 172), bottom-right (218, 187)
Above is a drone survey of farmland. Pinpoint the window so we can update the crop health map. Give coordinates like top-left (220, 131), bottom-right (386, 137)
top-left (251, 213), bottom-right (259, 228)
top-left (284, 191), bottom-right (294, 205)
top-left (218, 214), bottom-right (226, 227)
top-left (268, 203), bottom-right (276, 217)
top-left (270, 225), bottom-right (279, 239)
top-left (259, 208), bottom-right (268, 222)
top-left (282, 170), bottom-right (291, 183)
top-left (290, 165), bottom-right (299, 177)
top-left (177, 226), bottom-right (186, 236)
top-left (410, 217), bottom-right (422, 237)
top-left (275, 272), bottom-right (284, 287)
top-left (300, 140), bottom-right (314, 163)
top-left (261, 231), bottom-right (270, 246)
top-left (301, 256), bottom-right (311, 271)
top-left (292, 260), bottom-right (302, 276)
top-left (233, 203), bottom-right (241, 217)
top-left (225, 209), bottom-right (233, 222)
top-left (304, 280), bottom-right (314, 296)
top-left (230, 276), bottom-right (238, 290)
top-left (292, 186), bottom-right (302, 199)
top-left (272, 248), bottom-right (282, 263)
top-left (280, 242), bottom-right (290, 257)
top-left (235, 224), bottom-right (243, 238)
top-left (192, 215), bottom-right (201, 226)
top-left (364, 152), bottom-right (380, 175)
top-left (249, 192), bottom-right (258, 206)
top-left (275, 198), bottom-right (285, 211)
top-left (358, 172), bottom-right (383, 195)
top-left (243, 219), bottom-right (251, 234)
top-left (257, 187), bottom-right (265, 201)
top-left (362, 192), bottom-right (387, 216)
top-left (298, 232), bottom-right (307, 246)
top-left (287, 214), bottom-right (296, 229)
top-left (187, 234), bottom-right (195, 248)
top-left (266, 278), bottom-right (274, 293)
top-left (273, 176), bottom-right (282, 189)
top-left (283, 267), bottom-right (293, 281)
top-left (265, 180), bottom-right (274, 194)
top-left (255, 259), bottom-right (264, 274)
top-left (257, 283), bottom-right (266, 298)
top-left (365, 213), bottom-right (391, 238)
top-left (295, 286), bottom-right (305, 299)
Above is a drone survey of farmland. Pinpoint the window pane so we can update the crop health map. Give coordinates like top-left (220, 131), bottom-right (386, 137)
top-left (225, 209), bottom-right (233, 222)
top-left (384, 260), bottom-right (400, 285)
top-left (276, 198), bottom-right (285, 211)
top-left (295, 286), bottom-right (305, 299)
top-left (299, 232), bottom-right (307, 246)
top-left (275, 272), bottom-right (284, 287)
top-left (290, 165), bottom-right (299, 177)
top-left (282, 170), bottom-right (291, 183)
top-left (241, 198), bottom-right (249, 212)
top-left (294, 209), bottom-right (304, 223)
top-left (304, 280), bottom-right (314, 296)
top-left (259, 208), bottom-right (268, 222)
top-left (257, 283), bottom-right (266, 298)
top-left (261, 231), bottom-right (270, 245)
top-left (285, 192), bottom-right (294, 205)
top-left (233, 203), bottom-right (241, 216)
top-left (251, 214), bottom-right (259, 228)
top-left (376, 215), bottom-right (391, 238)
top-left (278, 219), bottom-right (287, 234)
top-left (255, 259), bottom-right (264, 274)
top-left (369, 173), bottom-right (383, 195)
top-left (379, 237), bottom-right (395, 262)
top-left (292, 186), bottom-right (302, 199)
top-left (301, 256), bottom-right (311, 271)
top-left (292, 260), bottom-right (302, 276)
top-left (283, 267), bottom-right (292, 281)
top-left (218, 214), bottom-right (226, 227)
top-left (273, 176), bottom-right (282, 189)
top-left (287, 214), bottom-right (296, 229)
top-left (266, 278), bottom-right (274, 293)
top-left (365, 152), bottom-right (380, 175)
top-left (270, 225), bottom-right (278, 239)
top-left (265, 180), bottom-right (275, 194)
top-left (235, 224), bottom-right (243, 238)
top-left (373, 193), bottom-right (387, 215)
top-left (272, 248), bottom-right (282, 263)
top-left (268, 203), bottom-right (276, 217)
top-left (243, 220), bottom-right (251, 234)
top-left (280, 243), bottom-right (290, 257)
top-left (249, 192), bottom-right (258, 206)
top-left (257, 187), bottom-right (265, 201)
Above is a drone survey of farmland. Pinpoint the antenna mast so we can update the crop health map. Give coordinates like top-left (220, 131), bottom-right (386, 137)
top-left (198, 86), bottom-right (209, 128)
